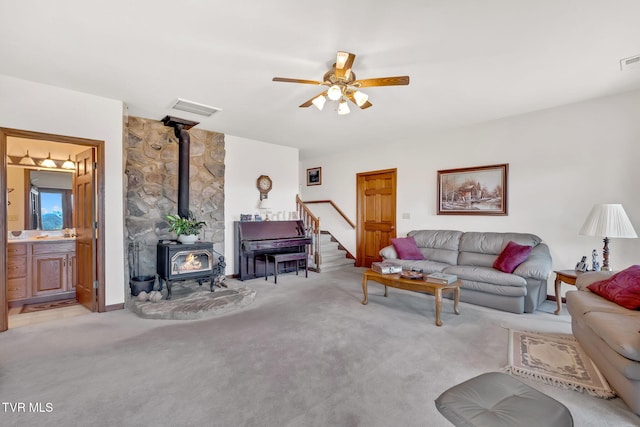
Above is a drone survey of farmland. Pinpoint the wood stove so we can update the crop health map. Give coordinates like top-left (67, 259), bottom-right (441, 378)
top-left (156, 240), bottom-right (216, 299)
top-left (155, 116), bottom-right (226, 299)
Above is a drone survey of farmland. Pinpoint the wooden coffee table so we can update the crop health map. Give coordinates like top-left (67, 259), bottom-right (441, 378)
top-left (361, 269), bottom-right (461, 326)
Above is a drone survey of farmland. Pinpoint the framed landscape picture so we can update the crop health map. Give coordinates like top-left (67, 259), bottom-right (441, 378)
top-left (306, 167), bottom-right (322, 186)
top-left (437, 163), bottom-right (508, 215)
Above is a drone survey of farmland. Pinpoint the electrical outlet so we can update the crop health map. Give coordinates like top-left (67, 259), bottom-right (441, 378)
top-left (402, 212), bottom-right (411, 219)
top-left (8, 214), bottom-right (18, 221)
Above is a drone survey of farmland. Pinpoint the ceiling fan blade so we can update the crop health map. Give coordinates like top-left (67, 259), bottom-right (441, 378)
top-left (353, 76), bottom-right (410, 87)
top-left (335, 51), bottom-right (356, 79)
top-left (345, 92), bottom-right (373, 109)
top-left (272, 77), bottom-right (324, 85)
top-left (299, 90), bottom-right (328, 108)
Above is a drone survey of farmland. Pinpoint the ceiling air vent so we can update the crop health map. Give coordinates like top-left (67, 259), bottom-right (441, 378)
top-left (620, 54), bottom-right (640, 71)
top-left (171, 98), bottom-right (221, 117)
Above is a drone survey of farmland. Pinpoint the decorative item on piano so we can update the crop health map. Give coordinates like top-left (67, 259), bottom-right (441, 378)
top-left (240, 214), bottom-right (253, 222)
top-left (371, 262), bottom-right (402, 275)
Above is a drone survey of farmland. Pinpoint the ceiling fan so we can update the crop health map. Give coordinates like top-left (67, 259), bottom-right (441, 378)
top-left (272, 51), bottom-right (410, 115)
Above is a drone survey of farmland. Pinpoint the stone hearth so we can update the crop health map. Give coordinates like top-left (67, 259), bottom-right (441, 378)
top-left (130, 283), bottom-right (255, 320)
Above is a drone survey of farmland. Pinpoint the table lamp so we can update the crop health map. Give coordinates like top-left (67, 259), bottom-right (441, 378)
top-left (579, 204), bottom-right (637, 271)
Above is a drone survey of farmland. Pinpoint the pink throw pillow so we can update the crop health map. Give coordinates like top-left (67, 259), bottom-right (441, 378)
top-left (493, 241), bottom-right (532, 273)
top-left (587, 265), bottom-right (640, 310)
top-left (391, 236), bottom-right (424, 260)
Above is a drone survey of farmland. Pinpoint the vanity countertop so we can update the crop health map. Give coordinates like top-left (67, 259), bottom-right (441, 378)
top-left (8, 236), bottom-right (77, 243)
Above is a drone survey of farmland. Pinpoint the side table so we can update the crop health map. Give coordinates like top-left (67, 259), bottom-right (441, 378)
top-left (553, 270), bottom-right (583, 315)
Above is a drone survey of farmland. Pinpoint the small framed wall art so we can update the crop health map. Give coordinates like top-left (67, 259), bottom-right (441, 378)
top-left (437, 163), bottom-right (508, 215)
top-left (306, 167), bottom-right (322, 186)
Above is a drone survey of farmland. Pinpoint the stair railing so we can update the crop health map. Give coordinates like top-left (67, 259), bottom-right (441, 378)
top-left (296, 194), bottom-right (321, 269)
top-left (302, 199), bottom-right (355, 229)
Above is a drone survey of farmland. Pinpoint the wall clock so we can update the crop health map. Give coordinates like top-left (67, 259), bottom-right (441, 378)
top-left (257, 175), bottom-right (272, 199)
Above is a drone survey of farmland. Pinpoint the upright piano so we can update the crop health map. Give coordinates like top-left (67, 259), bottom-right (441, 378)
top-left (234, 220), bottom-right (312, 280)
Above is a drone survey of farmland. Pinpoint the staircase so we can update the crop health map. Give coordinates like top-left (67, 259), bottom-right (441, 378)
top-left (296, 195), bottom-right (356, 273)
top-left (317, 232), bottom-right (355, 272)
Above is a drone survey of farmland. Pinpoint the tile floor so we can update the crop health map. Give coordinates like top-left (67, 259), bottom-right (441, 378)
top-left (8, 304), bottom-right (92, 329)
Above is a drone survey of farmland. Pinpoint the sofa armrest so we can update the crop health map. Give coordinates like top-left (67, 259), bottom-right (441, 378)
top-left (379, 245), bottom-right (398, 260)
top-left (575, 271), bottom-right (615, 291)
top-left (512, 243), bottom-right (552, 281)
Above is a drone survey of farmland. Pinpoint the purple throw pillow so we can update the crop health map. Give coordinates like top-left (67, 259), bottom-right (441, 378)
top-left (588, 265), bottom-right (640, 310)
top-left (391, 236), bottom-right (424, 260)
top-left (493, 241), bottom-right (532, 273)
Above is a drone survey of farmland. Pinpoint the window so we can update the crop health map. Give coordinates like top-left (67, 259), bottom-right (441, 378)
top-left (38, 189), bottom-right (73, 230)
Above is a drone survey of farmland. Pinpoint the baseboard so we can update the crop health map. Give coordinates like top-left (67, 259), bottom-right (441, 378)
top-left (546, 294), bottom-right (566, 304)
top-left (8, 291), bottom-right (76, 309)
top-left (105, 303), bottom-right (124, 312)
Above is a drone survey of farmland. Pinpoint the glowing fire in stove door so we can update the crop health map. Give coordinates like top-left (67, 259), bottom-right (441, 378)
top-left (180, 253), bottom-right (202, 271)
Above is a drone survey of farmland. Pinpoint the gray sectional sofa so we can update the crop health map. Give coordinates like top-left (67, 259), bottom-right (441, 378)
top-left (379, 230), bottom-right (552, 313)
top-left (566, 272), bottom-right (640, 415)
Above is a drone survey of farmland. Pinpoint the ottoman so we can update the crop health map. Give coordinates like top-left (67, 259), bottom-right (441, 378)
top-left (435, 372), bottom-right (573, 427)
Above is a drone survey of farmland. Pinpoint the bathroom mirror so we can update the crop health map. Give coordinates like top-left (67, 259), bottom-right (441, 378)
top-left (7, 168), bottom-right (73, 231)
top-left (6, 136), bottom-right (83, 232)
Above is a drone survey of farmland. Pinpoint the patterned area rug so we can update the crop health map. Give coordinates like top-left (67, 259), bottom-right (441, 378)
top-left (505, 329), bottom-right (615, 399)
top-left (21, 298), bottom-right (79, 313)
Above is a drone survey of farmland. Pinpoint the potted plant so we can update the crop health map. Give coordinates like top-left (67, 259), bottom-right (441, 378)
top-left (166, 211), bottom-right (206, 244)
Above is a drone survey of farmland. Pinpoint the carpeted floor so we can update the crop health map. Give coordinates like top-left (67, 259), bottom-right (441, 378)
top-left (0, 268), bottom-right (637, 426)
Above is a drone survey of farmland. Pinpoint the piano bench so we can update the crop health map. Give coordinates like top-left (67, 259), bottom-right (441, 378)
top-left (264, 253), bottom-right (308, 284)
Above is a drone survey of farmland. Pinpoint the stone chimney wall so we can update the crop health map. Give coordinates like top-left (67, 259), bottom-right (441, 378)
top-left (124, 116), bottom-right (225, 283)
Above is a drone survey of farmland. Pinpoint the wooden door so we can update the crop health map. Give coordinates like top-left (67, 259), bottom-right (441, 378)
top-left (75, 148), bottom-right (97, 310)
top-left (356, 169), bottom-right (397, 268)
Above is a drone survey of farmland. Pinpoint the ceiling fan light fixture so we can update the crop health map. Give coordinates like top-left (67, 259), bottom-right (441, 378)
top-left (311, 95), bottom-right (326, 111)
top-left (19, 150), bottom-right (36, 166)
top-left (353, 90), bottom-right (369, 107)
top-left (327, 85), bottom-right (342, 101)
top-left (62, 155), bottom-right (75, 170)
top-left (337, 99), bottom-right (350, 115)
top-left (40, 152), bottom-right (57, 168)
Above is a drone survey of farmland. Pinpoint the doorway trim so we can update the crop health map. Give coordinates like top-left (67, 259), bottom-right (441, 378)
top-left (0, 127), bottom-right (106, 332)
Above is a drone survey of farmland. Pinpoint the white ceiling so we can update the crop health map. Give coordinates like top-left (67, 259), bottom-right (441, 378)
top-left (2, 1), bottom-right (640, 160)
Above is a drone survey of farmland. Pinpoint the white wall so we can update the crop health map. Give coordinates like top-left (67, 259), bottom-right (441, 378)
top-left (6, 167), bottom-right (25, 231)
top-left (300, 89), bottom-right (640, 296)
top-left (0, 74), bottom-right (126, 306)
top-left (224, 135), bottom-right (299, 275)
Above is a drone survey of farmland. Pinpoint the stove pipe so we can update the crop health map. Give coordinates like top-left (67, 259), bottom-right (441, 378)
top-left (161, 116), bottom-right (200, 218)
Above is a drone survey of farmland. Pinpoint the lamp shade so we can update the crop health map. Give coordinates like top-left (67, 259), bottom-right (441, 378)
top-left (353, 90), bottom-right (369, 107)
top-left (327, 85), bottom-right (342, 101)
top-left (579, 204), bottom-right (638, 238)
top-left (40, 152), bottom-right (57, 168)
top-left (311, 95), bottom-right (326, 111)
top-left (61, 155), bottom-right (75, 169)
top-left (19, 150), bottom-right (36, 166)
top-left (337, 99), bottom-right (350, 115)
